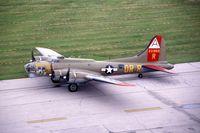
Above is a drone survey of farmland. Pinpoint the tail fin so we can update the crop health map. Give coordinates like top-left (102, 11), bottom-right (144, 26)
top-left (137, 35), bottom-right (166, 62)
top-left (110, 35), bottom-right (167, 63)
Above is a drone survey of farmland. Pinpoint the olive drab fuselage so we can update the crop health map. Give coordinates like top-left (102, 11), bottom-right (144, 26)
top-left (33, 58), bottom-right (173, 77)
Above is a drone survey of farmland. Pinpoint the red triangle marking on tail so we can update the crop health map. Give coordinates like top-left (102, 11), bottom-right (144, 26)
top-left (147, 35), bottom-right (162, 62)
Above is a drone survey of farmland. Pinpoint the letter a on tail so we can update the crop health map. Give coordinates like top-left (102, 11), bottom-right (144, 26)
top-left (147, 35), bottom-right (162, 62)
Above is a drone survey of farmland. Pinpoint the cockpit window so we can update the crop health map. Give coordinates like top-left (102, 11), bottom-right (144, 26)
top-left (38, 66), bottom-right (45, 70)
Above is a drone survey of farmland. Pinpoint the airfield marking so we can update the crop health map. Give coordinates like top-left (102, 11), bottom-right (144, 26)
top-left (27, 117), bottom-right (66, 124)
top-left (124, 107), bottom-right (161, 113)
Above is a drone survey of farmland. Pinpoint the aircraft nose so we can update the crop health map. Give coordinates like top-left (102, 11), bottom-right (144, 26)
top-left (24, 63), bottom-right (35, 73)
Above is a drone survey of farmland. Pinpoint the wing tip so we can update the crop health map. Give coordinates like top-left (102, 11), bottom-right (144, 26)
top-left (115, 83), bottom-right (135, 87)
top-left (168, 70), bottom-right (176, 74)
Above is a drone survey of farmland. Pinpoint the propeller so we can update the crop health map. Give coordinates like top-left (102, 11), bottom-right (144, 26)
top-left (31, 49), bottom-right (36, 62)
top-left (66, 68), bottom-right (70, 82)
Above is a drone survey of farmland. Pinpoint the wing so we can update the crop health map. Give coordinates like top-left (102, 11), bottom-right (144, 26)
top-left (36, 47), bottom-right (64, 59)
top-left (67, 69), bottom-right (134, 86)
top-left (143, 64), bottom-right (176, 74)
top-left (86, 74), bottom-right (133, 86)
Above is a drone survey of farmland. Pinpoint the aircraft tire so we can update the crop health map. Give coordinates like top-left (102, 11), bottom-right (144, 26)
top-left (68, 83), bottom-right (78, 92)
top-left (138, 73), bottom-right (143, 78)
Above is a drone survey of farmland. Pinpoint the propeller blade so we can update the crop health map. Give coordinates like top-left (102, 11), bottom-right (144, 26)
top-left (31, 49), bottom-right (36, 62)
top-left (66, 68), bottom-right (70, 81)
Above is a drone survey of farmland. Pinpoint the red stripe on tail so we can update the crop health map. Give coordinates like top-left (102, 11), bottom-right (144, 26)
top-left (147, 35), bottom-right (162, 62)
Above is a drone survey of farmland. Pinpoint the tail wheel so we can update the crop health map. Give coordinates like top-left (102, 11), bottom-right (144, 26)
top-left (138, 73), bottom-right (143, 78)
top-left (68, 83), bottom-right (78, 92)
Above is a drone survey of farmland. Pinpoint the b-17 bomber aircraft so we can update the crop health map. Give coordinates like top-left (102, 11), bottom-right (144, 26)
top-left (24, 35), bottom-right (175, 92)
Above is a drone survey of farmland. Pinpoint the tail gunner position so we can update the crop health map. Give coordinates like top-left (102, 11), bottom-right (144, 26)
top-left (24, 35), bottom-right (175, 92)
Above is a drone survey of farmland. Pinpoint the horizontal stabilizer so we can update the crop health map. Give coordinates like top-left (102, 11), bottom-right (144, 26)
top-left (143, 64), bottom-right (176, 74)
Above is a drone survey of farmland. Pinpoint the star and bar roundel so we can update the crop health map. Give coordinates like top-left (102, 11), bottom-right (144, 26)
top-left (101, 65), bottom-right (118, 74)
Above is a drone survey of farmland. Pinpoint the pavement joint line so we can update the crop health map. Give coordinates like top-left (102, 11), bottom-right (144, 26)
top-left (146, 89), bottom-right (200, 123)
top-left (102, 125), bottom-right (112, 133)
top-left (27, 117), bottom-right (66, 124)
top-left (124, 107), bottom-right (161, 113)
top-left (128, 123), bottom-right (199, 133)
top-left (0, 85), bottom-right (53, 92)
top-left (180, 103), bottom-right (200, 109)
top-left (0, 99), bottom-right (59, 109)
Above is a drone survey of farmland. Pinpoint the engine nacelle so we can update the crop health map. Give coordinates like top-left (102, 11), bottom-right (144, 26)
top-left (51, 69), bottom-right (75, 83)
top-left (51, 69), bottom-right (87, 84)
top-left (51, 70), bottom-right (63, 83)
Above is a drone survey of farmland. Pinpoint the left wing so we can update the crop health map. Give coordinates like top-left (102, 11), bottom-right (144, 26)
top-left (143, 64), bottom-right (176, 74)
top-left (86, 74), bottom-right (133, 86)
top-left (68, 69), bottom-right (134, 86)
top-left (36, 47), bottom-right (64, 59)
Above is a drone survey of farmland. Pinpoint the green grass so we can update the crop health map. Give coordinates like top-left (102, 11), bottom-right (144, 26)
top-left (0, 0), bottom-right (200, 80)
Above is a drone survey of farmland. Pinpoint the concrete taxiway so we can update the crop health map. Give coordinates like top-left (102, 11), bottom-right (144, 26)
top-left (0, 62), bottom-right (200, 133)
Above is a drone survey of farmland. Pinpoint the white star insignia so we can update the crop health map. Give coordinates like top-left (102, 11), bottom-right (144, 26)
top-left (106, 66), bottom-right (113, 74)
top-left (101, 65), bottom-right (118, 74)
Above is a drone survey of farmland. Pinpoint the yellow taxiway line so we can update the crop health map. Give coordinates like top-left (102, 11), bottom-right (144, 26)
top-left (125, 107), bottom-right (161, 113)
top-left (27, 117), bottom-right (66, 124)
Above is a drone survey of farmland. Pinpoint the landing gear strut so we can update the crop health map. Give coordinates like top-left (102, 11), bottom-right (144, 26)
top-left (138, 73), bottom-right (143, 78)
top-left (68, 83), bottom-right (78, 92)
top-left (51, 71), bottom-right (60, 83)
top-left (51, 76), bottom-right (60, 83)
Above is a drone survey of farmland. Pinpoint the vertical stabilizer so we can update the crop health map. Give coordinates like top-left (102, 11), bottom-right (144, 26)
top-left (110, 35), bottom-right (167, 63)
top-left (144, 35), bottom-right (166, 62)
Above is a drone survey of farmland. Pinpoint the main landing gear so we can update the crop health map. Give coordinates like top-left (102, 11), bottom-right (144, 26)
top-left (138, 73), bottom-right (143, 78)
top-left (68, 83), bottom-right (78, 92)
